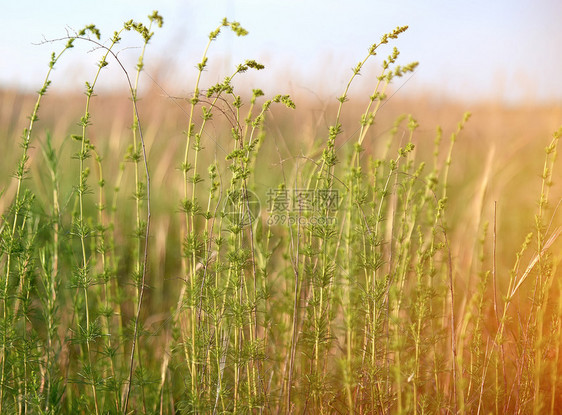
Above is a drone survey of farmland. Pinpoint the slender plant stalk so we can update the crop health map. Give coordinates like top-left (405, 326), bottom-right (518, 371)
top-left (0, 41), bottom-right (76, 412)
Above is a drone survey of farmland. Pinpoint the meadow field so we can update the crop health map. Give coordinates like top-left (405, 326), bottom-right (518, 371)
top-left (1, 13), bottom-right (562, 414)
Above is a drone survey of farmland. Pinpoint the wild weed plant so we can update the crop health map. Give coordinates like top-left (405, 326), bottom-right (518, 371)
top-left (0, 11), bottom-right (561, 414)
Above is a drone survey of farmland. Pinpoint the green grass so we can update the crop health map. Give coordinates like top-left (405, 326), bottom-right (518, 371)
top-left (1, 12), bottom-right (562, 414)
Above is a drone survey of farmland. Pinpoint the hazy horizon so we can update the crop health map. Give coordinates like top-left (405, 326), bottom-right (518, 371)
top-left (4, 0), bottom-right (562, 104)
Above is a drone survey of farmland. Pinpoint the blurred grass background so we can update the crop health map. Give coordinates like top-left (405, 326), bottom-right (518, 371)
top-left (1, 37), bottom-right (562, 411)
top-left (3, 84), bottom-right (561, 261)
top-left (2, 83), bottom-right (562, 336)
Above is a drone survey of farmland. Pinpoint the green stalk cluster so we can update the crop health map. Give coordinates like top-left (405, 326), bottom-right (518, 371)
top-left (1, 14), bottom-right (562, 415)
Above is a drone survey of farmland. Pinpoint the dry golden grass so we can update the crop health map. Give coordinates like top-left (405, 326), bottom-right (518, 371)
top-left (3, 85), bottom-right (562, 286)
top-left (2, 77), bottom-right (562, 412)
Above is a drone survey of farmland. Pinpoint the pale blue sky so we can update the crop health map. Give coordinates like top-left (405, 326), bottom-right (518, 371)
top-left (3, 0), bottom-right (562, 103)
